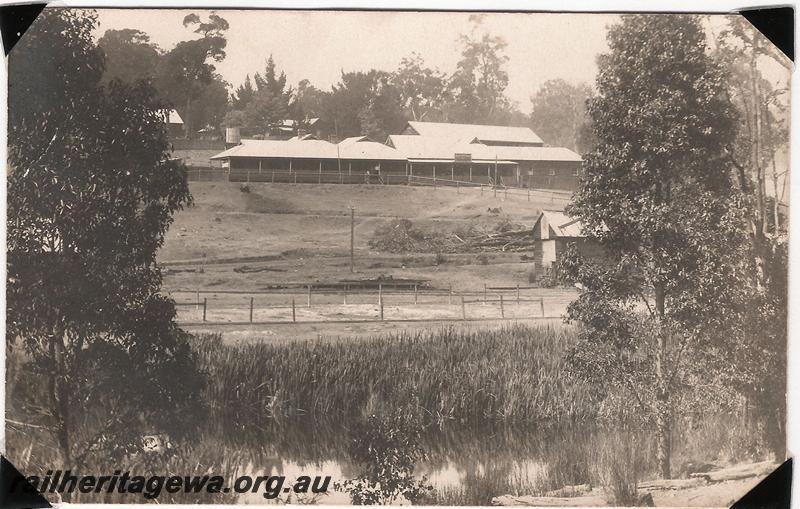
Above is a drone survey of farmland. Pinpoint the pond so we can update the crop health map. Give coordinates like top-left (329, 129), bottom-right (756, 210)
top-left (197, 420), bottom-right (654, 505)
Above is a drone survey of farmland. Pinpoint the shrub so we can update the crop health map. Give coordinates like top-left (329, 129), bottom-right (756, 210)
top-left (239, 183), bottom-right (250, 193)
top-left (336, 410), bottom-right (432, 505)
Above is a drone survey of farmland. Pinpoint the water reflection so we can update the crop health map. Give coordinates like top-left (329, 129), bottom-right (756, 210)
top-left (202, 419), bottom-right (624, 505)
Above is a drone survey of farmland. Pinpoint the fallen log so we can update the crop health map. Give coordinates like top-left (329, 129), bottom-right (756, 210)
top-left (689, 461), bottom-right (778, 483)
top-left (492, 494), bottom-right (607, 507)
top-left (543, 484), bottom-right (592, 497)
top-left (638, 477), bottom-right (706, 491)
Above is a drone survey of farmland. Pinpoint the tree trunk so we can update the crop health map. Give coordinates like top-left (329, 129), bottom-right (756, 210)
top-left (654, 285), bottom-right (672, 479)
top-left (184, 95), bottom-right (192, 139)
top-left (749, 38), bottom-right (766, 239)
top-left (50, 332), bottom-right (71, 467)
top-left (655, 397), bottom-right (672, 479)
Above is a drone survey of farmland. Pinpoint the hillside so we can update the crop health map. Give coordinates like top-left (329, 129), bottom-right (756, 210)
top-left (160, 182), bottom-right (569, 263)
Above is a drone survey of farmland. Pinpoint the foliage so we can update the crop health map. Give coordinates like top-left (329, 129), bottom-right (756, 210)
top-left (97, 29), bottom-right (160, 86)
top-left (337, 410), bottom-right (433, 505)
top-left (447, 30), bottom-right (510, 123)
top-left (392, 53), bottom-right (450, 122)
top-left (7, 8), bottom-right (203, 466)
top-left (192, 325), bottom-right (597, 425)
top-left (562, 14), bottom-right (743, 478)
top-left (711, 15), bottom-right (789, 461)
top-left (153, 11), bottom-right (229, 137)
top-left (530, 79), bottom-right (595, 153)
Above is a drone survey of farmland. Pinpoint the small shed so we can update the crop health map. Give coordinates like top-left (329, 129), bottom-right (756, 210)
top-left (162, 109), bottom-right (184, 138)
top-left (531, 210), bottom-right (603, 279)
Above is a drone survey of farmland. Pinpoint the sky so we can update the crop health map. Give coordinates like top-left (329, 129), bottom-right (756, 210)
top-left (92, 9), bottom-right (619, 113)
top-left (92, 9), bottom-right (790, 117)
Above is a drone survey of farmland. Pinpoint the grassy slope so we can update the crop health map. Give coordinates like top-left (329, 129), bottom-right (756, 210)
top-left (160, 182), bottom-right (568, 263)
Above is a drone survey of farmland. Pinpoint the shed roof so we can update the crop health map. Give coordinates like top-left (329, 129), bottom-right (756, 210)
top-left (210, 138), bottom-right (406, 161)
top-left (406, 121), bottom-right (543, 145)
top-left (165, 109), bottom-right (183, 125)
top-left (538, 210), bottom-right (584, 238)
top-left (388, 135), bottom-right (581, 163)
top-left (387, 135), bottom-right (511, 163)
top-left (492, 146), bottom-right (582, 162)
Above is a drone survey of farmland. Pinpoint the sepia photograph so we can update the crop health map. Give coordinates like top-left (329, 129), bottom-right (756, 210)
top-left (3, 5), bottom-right (792, 507)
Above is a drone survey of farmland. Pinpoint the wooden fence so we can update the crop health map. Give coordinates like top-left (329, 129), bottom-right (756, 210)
top-left (182, 167), bottom-right (572, 203)
top-left (169, 283), bottom-right (571, 325)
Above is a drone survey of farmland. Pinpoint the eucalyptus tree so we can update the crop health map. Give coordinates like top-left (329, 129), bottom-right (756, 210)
top-left (560, 14), bottom-right (743, 479)
top-left (8, 8), bottom-right (203, 468)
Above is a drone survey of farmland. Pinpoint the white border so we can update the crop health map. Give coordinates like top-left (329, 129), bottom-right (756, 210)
top-left (0, 2), bottom-right (796, 509)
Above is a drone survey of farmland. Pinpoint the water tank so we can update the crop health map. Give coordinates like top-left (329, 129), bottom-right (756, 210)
top-left (225, 127), bottom-right (241, 146)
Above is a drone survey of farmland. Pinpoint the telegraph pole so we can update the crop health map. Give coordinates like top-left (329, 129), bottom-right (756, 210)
top-left (350, 206), bottom-right (355, 273)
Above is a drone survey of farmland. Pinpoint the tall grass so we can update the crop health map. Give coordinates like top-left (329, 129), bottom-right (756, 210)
top-left (193, 324), bottom-right (598, 427)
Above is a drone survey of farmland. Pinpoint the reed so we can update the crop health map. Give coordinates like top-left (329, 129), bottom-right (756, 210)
top-left (192, 324), bottom-right (598, 427)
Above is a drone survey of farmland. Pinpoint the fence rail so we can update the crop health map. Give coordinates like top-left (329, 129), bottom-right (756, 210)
top-left (182, 167), bottom-right (572, 203)
top-left (169, 283), bottom-right (573, 326)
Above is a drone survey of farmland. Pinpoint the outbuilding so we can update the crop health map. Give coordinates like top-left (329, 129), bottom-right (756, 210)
top-left (530, 210), bottom-right (604, 280)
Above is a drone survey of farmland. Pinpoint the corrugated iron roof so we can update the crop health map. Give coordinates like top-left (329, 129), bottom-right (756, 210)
top-left (388, 135), bottom-right (581, 163)
top-left (540, 210), bottom-right (584, 237)
top-left (165, 109), bottom-right (183, 125)
top-left (492, 146), bottom-right (582, 162)
top-left (210, 138), bottom-right (406, 161)
top-left (388, 135), bottom-right (505, 162)
top-left (407, 121), bottom-right (543, 145)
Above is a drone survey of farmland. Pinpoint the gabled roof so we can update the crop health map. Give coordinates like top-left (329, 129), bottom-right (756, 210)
top-left (387, 135), bottom-right (514, 163)
top-left (338, 136), bottom-right (406, 160)
top-left (406, 121), bottom-right (543, 145)
top-left (492, 146), bottom-right (582, 162)
top-left (537, 210), bottom-right (584, 238)
top-left (210, 138), bottom-right (406, 161)
top-left (387, 135), bottom-right (580, 164)
top-left (164, 109), bottom-right (183, 125)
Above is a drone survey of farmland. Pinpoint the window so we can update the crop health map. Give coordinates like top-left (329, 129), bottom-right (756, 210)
top-left (548, 168), bottom-right (556, 176)
top-left (572, 167), bottom-right (580, 176)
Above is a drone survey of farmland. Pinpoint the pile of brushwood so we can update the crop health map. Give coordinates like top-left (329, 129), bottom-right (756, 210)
top-left (368, 218), bottom-right (535, 254)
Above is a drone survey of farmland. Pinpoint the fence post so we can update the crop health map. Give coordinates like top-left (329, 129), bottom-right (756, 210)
top-left (380, 294), bottom-right (384, 321)
top-left (249, 297), bottom-right (254, 323)
top-left (247, 170), bottom-right (251, 183)
top-left (540, 297), bottom-right (545, 317)
top-left (500, 294), bottom-right (505, 318)
top-left (448, 283), bottom-right (452, 305)
top-left (272, 170), bottom-right (275, 183)
top-left (461, 296), bottom-right (466, 320)
top-left (294, 172), bottom-right (297, 184)
top-left (414, 284), bottom-right (418, 304)
top-left (292, 298), bottom-right (296, 322)
top-left (378, 283), bottom-right (383, 306)
top-left (481, 185), bottom-right (484, 196)
top-left (527, 188), bottom-right (530, 201)
top-left (202, 298), bottom-right (207, 322)
top-left (307, 285), bottom-right (312, 308)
